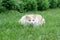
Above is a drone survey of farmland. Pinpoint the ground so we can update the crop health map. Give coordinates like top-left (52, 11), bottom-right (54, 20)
top-left (0, 8), bottom-right (60, 40)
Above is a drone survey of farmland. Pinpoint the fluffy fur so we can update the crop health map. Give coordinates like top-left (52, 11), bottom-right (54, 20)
top-left (19, 14), bottom-right (45, 26)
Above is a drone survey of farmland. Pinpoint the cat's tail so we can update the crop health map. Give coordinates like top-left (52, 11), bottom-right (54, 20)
top-left (43, 18), bottom-right (45, 23)
top-left (39, 18), bottom-right (45, 25)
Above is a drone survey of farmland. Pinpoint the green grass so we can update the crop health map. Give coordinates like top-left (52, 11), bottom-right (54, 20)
top-left (0, 8), bottom-right (60, 40)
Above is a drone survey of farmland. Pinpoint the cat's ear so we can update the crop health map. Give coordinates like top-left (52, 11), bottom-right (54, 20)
top-left (26, 16), bottom-right (30, 19)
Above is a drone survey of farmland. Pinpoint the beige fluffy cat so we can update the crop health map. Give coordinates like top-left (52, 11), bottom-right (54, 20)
top-left (19, 14), bottom-right (45, 26)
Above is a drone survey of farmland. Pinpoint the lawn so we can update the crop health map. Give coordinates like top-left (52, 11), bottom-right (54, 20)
top-left (0, 8), bottom-right (60, 40)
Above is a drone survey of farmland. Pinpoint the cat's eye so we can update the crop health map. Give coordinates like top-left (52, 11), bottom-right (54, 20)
top-left (33, 20), bottom-right (34, 21)
top-left (29, 20), bottom-right (31, 21)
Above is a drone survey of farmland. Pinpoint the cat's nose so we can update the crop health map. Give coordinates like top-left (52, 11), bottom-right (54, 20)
top-left (31, 23), bottom-right (33, 24)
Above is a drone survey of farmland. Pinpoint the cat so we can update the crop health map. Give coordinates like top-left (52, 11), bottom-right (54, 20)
top-left (19, 14), bottom-right (45, 26)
